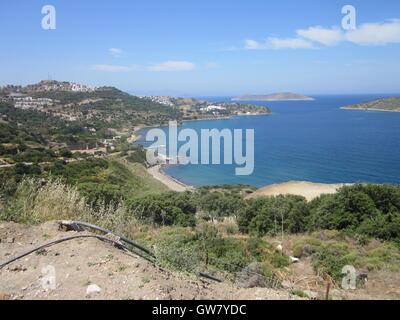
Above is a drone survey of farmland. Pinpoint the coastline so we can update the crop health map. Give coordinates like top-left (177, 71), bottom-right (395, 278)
top-left (129, 113), bottom-right (269, 192)
top-left (147, 165), bottom-right (192, 192)
top-left (341, 107), bottom-right (400, 113)
top-left (182, 112), bottom-right (271, 123)
top-left (130, 123), bottom-right (355, 197)
top-left (129, 111), bottom-right (270, 143)
top-left (233, 99), bottom-right (315, 102)
top-left (128, 114), bottom-right (351, 196)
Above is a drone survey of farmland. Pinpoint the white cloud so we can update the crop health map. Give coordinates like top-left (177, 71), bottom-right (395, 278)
top-left (296, 26), bottom-right (343, 46)
top-left (345, 19), bottom-right (400, 45)
top-left (148, 61), bottom-right (195, 71)
top-left (268, 37), bottom-right (314, 49)
top-left (205, 61), bottom-right (218, 68)
top-left (244, 39), bottom-right (265, 50)
top-left (91, 64), bottom-right (138, 72)
top-left (242, 18), bottom-right (400, 50)
top-left (244, 38), bottom-right (314, 50)
top-left (108, 48), bottom-right (126, 57)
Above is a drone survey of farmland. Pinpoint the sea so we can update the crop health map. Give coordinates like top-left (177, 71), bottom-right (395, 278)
top-left (136, 94), bottom-right (400, 187)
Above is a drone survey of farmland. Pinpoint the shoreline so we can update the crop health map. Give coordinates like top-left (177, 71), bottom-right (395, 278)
top-left (129, 115), bottom-right (353, 196)
top-left (130, 113), bottom-right (269, 193)
top-left (341, 107), bottom-right (400, 113)
top-left (146, 165), bottom-right (355, 199)
top-left (129, 112), bottom-right (271, 143)
top-left (147, 165), bottom-right (192, 192)
top-left (232, 99), bottom-right (315, 102)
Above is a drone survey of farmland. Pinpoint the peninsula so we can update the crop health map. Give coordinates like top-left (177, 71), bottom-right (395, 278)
top-left (232, 92), bottom-right (315, 101)
top-left (341, 96), bottom-right (400, 112)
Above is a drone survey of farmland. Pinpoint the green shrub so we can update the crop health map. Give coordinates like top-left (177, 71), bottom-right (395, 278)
top-left (292, 238), bottom-right (323, 258)
top-left (312, 243), bottom-right (350, 281)
top-left (270, 252), bottom-right (291, 268)
top-left (291, 289), bottom-right (309, 299)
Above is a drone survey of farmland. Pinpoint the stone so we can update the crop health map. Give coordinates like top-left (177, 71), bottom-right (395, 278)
top-left (281, 280), bottom-right (292, 289)
top-left (290, 256), bottom-right (300, 263)
top-left (303, 290), bottom-right (318, 300)
top-left (6, 237), bottom-right (14, 244)
top-left (8, 264), bottom-right (27, 272)
top-left (86, 284), bottom-right (102, 296)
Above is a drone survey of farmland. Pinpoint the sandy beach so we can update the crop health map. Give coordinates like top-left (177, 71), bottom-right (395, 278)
top-left (147, 165), bottom-right (192, 192)
top-left (246, 181), bottom-right (352, 201)
top-left (133, 123), bottom-right (351, 197)
top-left (131, 126), bottom-right (191, 192)
top-left (127, 125), bottom-right (147, 144)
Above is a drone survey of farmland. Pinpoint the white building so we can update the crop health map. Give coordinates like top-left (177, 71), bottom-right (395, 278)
top-left (200, 105), bottom-right (227, 112)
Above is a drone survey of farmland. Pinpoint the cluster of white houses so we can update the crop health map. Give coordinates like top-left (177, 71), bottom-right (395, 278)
top-left (138, 95), bottom-right (175, 107)
top-left (199, 105), bottom-right (227, 112)
top-left (13, 97), bottom-right (53, 110)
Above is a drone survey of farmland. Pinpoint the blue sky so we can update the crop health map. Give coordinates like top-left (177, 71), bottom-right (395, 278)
top-left (0, 0), bottom-right (400, 96)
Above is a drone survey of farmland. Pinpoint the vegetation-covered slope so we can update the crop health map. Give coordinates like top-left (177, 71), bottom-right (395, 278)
top-left (341, 97), bottom-right (400, 112)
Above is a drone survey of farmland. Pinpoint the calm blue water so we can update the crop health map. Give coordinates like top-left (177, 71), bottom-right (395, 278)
top-left (137, 95), bottom-right (400, 187)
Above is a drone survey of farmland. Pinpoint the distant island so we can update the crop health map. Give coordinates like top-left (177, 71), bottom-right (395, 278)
top-left (341, 97), bottom-right (400, 112)
top-left (232, 92), bottom-right (315, 101)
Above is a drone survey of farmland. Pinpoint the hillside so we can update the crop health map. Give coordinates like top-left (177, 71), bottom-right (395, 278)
top-left (2, 219), bottom-right (400, 300)
top-left (137, 96), bottom-right (271, 120)
top-left (1, 81), bottom-right (271, 130)
top-left (232, 92), bottom-right (315, 101)
top-left (0, 221), bottom-right (297, 300)
top-left (0, 80), bottom-right (271, 164)
top-left (1, 173), bottom-right (400, 300)
top-left (341, 97), bottom-right (400, 112)
top-left (1, 81), bottom-right (400, 301)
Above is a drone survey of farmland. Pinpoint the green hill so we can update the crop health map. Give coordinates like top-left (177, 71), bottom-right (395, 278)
top-left (341, 97), bottom-right (400, 112)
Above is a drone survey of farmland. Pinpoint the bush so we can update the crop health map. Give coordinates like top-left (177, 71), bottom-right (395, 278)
top-left (235, 262), bottom-right (279, 288)
top-left (238, 195), bottom-right (309, 236)
top-left (127, 192), bottom-right (196, 227)
top-left (59, 148), bottom-right (73, 158)
top-left (152, 228), bottom-right (202, 272)
top-left (291, 289), bottom-right (309, 299)
top-left (312, 243), bottom-right (350, 281)
top-left (292, 238), bottom-right (323, 258)
top-left (270, 252), bottom-right (291, 268)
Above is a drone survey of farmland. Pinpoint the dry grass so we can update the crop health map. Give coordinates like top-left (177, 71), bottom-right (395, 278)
top-left (6, 178), bottom-right (141, 238)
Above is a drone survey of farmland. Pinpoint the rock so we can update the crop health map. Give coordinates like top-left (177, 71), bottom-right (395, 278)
top-left (290, 256), bottom-right (299, 263)
top-left (8, 264), bottom-right (27, 272)
top-left (6, 237), bottom-right (14, 244)
top-left (235, 262), bottom-right (269, 288)
top-left (303, 290), bottom-right (318, 300)
top-left (86, 284), bottom-right (102, 296)
top-left (281, 281), bottom-right (292, 289)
